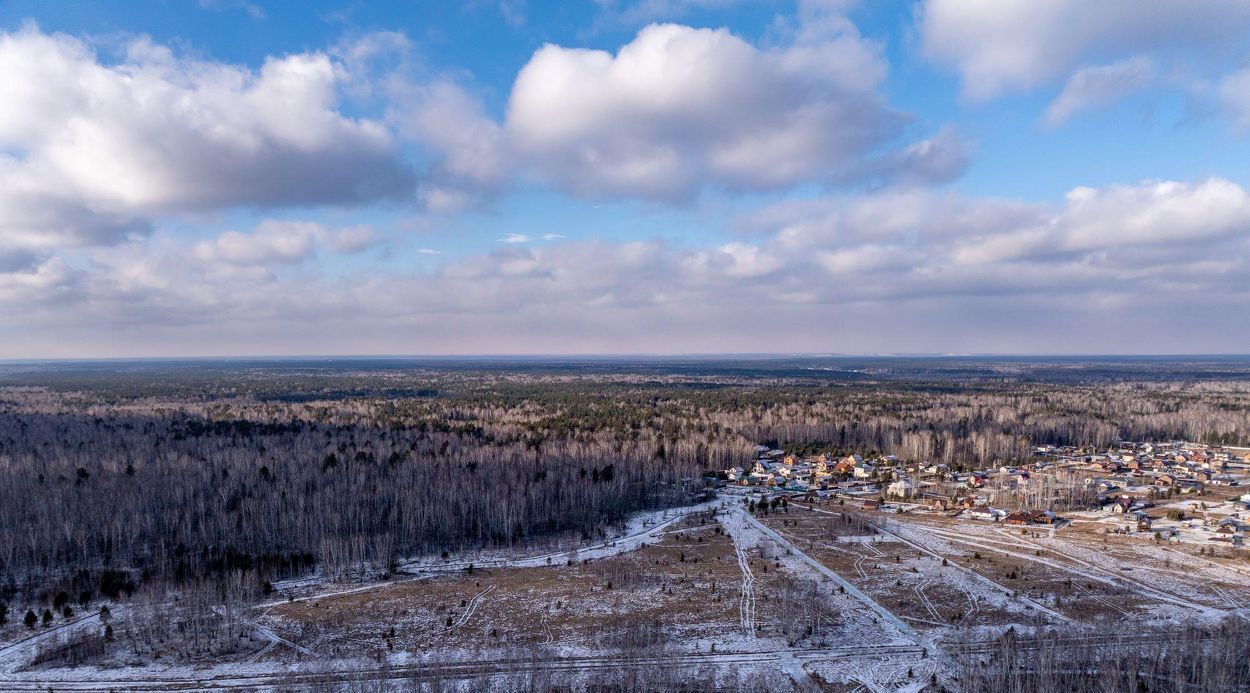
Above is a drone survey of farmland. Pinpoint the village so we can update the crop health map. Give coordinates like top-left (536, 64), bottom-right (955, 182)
top-left (716, 440), bottom-right (1250, 546)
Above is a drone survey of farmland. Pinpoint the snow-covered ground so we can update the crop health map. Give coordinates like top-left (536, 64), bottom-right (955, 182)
top-left (3, 496), bottom-right (1243, 691)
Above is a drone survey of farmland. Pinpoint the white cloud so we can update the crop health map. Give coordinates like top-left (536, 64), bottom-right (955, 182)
top-left (4, 176), bottom-right (1248, 356)
top-left (394, 79), bottom-right (510, 188)
top-left (919, 0), bottom-right (1250, 100)
top-left (503, 21), bottom-right (920, 199)
top-left (1044, 57), bottom-right (1156, 127)
top-left (0, 25), bottom-right (411, 251)
top-left (0, 257), bottom-right (77, 307)
top-left (192, 220), bottom-right (382, 266)
top-left (1057, 179), bottom-right (1250, 251)
top-left (684, 242), bottom-right (784, 280)
top-left (407, 17), bottom-right (964, 204)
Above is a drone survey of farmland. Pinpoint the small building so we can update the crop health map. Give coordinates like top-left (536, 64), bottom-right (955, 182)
top-left (885, 479), bottom-right (916, 499)
top-left (966, 506), bottom-right (1001, 522)
top-left (1004, 512), bottom-right (1032, 525)
top-left (1108, 497), bottom-right (1134, 514)
top-left (853, 461), bottom-right (876, 479)
top-left (1029, 510), bottom-right (1058, 525)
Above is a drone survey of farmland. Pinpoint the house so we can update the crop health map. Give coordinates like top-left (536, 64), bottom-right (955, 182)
top-left (1004, 511), bottom-right (1032, 525)
top-left (966, 506), bottom-right (1002, 521)
top-left (885, 479), bottom-right (916, 499)
top-left (834, 456), bottom-right (859, 474)
top-left (1108, 497), bottom-right (1134, 514)
top-left (1176, 480), bottom-right (1204, 494)
top-left (1211, 527), bottom-right (1244, 546)
top-left (1029, 510), bottom-right (1057, 525)
top-left (853, 461), bottom-right (876, 479)
top-left (863, 499), bottom-right (881, 511)
top-left (746, 472), bottom-right (772, 485)
top-left (1094, 478), bottom-right (1122, 494)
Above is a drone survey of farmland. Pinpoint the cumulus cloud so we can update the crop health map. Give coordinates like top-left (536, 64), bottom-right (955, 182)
top-left (0, 257), bottom-right (78, 308)
top-left (407, 18), bottom-right (965, 204)
top-left (0, 25), bottom-right (412, 250)
top-left (919, 0), bottom-right (1250, 100)
top-left (392, 78), bottom-right (510, 210)
top-left (5, 177), bottom-right (1247, 356)
top-left (505, 22), bottom-right (908, 198)
top-left (724, 177), bottom-right (1250, 316)
top-left (1056, 179), bottom-right (1250, 251)
top-left (1044, 57), bottom-right (1156, 126)
top-left (192, 220), bottom-right (382, 266)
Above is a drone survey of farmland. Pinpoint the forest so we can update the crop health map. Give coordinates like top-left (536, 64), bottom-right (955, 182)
top-left (1, 356), bottom-right (1249, 603)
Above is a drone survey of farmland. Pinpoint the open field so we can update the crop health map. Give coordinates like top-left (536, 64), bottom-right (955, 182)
top-left (262, 512), bottom-right (764, 656)
top-left (768, 500), bottom-right (1250, 633)
top-left (2, 495), bottom-right (1248, 691)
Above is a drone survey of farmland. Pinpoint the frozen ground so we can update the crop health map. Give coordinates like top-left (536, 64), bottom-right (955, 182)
top-left (1, 497), bottom-right (1244, 691)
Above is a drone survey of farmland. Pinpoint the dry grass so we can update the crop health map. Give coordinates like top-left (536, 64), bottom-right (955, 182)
top-left (263, 513), bottom-right (767, 658)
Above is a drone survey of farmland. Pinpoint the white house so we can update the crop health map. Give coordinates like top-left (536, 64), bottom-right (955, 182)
top-left (886, 479), bottom-right (916, 499)
top-left (966, 506), bottom-right (1004, 521)
top-left (853, 461), bottom-right (876, 479)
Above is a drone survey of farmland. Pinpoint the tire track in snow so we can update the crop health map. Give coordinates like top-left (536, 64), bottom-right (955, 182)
top-left (912, 577), bottom-right (941, 622)
top-left (730, 509), bottom-right (923, 646)
top-left (992, 528), bottom-right (1217, 614)
top-left (446, 585), bottom-right (494, 632)
top-left (732, 538), bottom-right (756, 635)
top-left (796, 504), bottom-right (1070, 623)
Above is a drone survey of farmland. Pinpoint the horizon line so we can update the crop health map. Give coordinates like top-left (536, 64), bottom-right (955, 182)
top-left (5, 352), bottom-right (1250, 365)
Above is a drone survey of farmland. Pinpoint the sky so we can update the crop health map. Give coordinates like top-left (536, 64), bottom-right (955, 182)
top-left (1, 0), bottom-right (1249, 358)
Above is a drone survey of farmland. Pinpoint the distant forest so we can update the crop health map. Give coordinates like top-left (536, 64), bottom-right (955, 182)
top-left (1, 357), bottom-right (1249, 598)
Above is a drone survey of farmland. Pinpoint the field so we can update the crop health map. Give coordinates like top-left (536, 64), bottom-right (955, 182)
top-left (1, 493), bottom-right (1248, 691)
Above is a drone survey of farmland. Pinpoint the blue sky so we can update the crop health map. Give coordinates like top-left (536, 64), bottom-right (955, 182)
top-left (1, 0), bottom-right (1249, 356)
